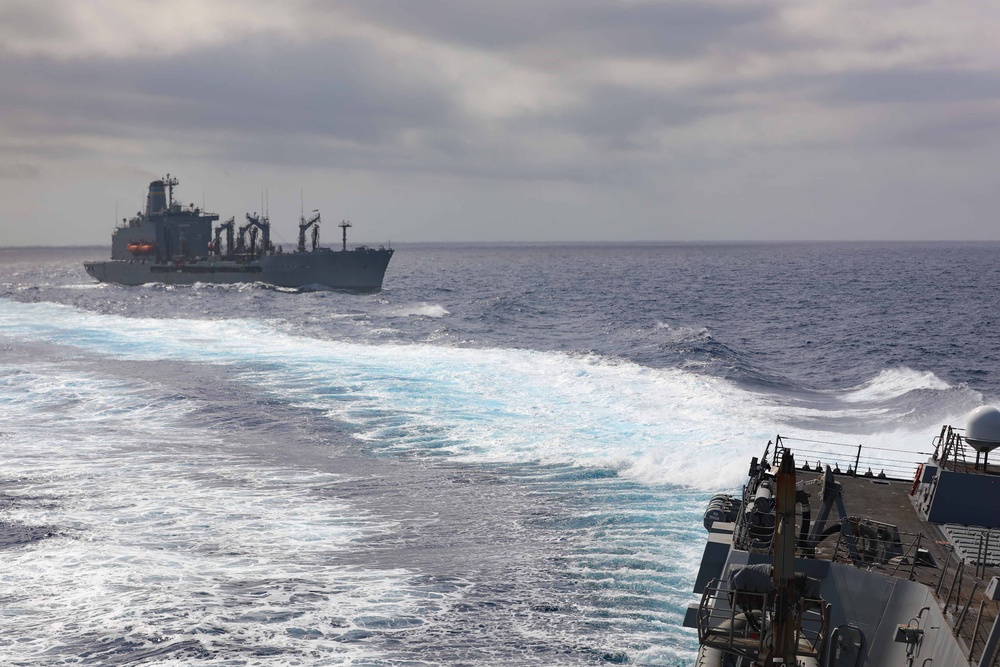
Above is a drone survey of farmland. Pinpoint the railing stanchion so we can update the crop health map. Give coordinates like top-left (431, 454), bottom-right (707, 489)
top-left (945, 558), bottom-right (964, 614)
top-left (910, 534), bottom-right (922, 581)
top-left (971, 600), bottom-right (987, 661)
top-left (957, 582), bottom-right (980, 635)
top-left (979, 533), bottom-right (987, 580)
top-left (937, 547), bottom-right (952, 596)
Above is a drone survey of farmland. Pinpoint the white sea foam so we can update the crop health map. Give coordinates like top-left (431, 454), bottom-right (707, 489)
top-left (393, 302), bottom-right (450, 318)
top-left (654, 321), bottom-right (711, 342)
top-left (0, 364), bottom-right (459, 664)
top-left (0, 297), bottom-right (974, 664)
top-left (0, 299), bottom-right (970, 491)
top-left (837, 367), bottom-right (952, 403)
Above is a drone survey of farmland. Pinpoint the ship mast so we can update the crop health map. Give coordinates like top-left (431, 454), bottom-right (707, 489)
top-left (163, 174), bottom-right (179, 208)
top-left (771, 452), bottom-right (799, 666)
top-left (339, 220), bottom-right (352, 251)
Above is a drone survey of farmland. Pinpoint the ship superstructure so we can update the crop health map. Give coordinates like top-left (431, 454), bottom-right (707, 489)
top-left (85, 175), bottom-right (393, 290)
top-left (688, 408), bottom-right (1000, 666)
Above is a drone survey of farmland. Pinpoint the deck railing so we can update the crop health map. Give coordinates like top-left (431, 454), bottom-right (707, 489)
top-left (697, 578), bottom-right (827, 663)
top-left (771, 435), bottom-right (925, 481)
top-left (931, 540), bottom-right (1000, 666)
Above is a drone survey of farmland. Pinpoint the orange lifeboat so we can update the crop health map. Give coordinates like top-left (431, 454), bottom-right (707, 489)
top-left (127, 242), bottom-right (155, 255)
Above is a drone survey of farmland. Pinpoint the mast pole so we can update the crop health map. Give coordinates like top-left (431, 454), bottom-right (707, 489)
top-left (163, 174), bottom-right (179, 209)
top-left (339, 220), bottom-right (352, 251)
top-left (772, 452), bottom-right (798, 665)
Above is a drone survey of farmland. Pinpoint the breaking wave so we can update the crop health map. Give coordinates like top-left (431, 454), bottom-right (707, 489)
top-left (0, 298), bottom-right (973, 491)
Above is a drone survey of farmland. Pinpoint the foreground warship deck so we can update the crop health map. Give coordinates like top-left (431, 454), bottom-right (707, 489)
top-left (687, 408), bottom-right (1000, 666)
top-left (85, 175), bottom-right (393, 291)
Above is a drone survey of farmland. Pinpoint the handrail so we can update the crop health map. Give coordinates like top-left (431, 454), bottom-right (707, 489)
top-left (774, 435), bottom-right (924, 481)
top-left (697, 578), bottom-right (827, 663)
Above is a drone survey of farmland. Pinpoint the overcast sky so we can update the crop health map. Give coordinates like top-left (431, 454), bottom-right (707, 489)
top-left (2, 0), bottom-right (999, 245)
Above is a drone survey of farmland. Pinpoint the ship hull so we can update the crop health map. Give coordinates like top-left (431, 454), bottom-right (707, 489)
top-left (84, 248), bottom-right (394, 291)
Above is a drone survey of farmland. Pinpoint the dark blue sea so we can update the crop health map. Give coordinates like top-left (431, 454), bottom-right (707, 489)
top-left (1, 243), bottom-right (997, 665)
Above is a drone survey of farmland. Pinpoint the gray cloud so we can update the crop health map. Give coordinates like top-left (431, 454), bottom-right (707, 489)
top-left (821, 69), bottom-right (1000, 106)
top-left (0, 163), bottom-right (40, 180)
top-left (0, 2), bottom-right (74, 42)
top-left (0, 42), bottom-right (454, 140)
top-left (336, 0), bottom-right (783, 58)
top-left (2, 0), bottom-right (1000, 244)
top-left (888, 111), bottom-right (1000, 150)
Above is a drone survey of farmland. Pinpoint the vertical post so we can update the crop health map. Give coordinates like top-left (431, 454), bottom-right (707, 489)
top-left (945, 559), bottom-right (964, 614)
top-left (339, 220), bottom-right (352, 251)
top-left (980, 533), bottom-right (987, 580)
top-left (942, 430), bottom-right (951, 470)
top-left (910, 534), bottom-right (922, 581)
top-left (937, 547), bottom-right (953, 595)
top-left (772, 452), bottom-right (798, 666)
top-left (934, 425), bottom-right (947, 461)
top-left (978, 611), bottom-right (1000, 667)
top-left (971, 600), bottom-right (987, 661)
top-left (985, 532), bottom-right (993, 579)
top-left (854, 445), bottom-right (862, 477)
top-left (957, 582), bottom-right (980, 635)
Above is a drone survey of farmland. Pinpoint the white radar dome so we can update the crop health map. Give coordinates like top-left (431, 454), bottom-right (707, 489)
top-left (965, 406), bottom-right (1000, 452)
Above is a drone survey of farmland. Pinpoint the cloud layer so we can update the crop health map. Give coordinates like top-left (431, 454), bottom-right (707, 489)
top-left (2, 0), bottom-right (1000, 244)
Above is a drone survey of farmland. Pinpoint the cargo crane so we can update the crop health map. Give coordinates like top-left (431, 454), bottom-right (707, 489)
top-left (213, 217), bottom-right (235, 258)
top-left (236, 221), bottom-right (248, 254)
top-left (242, 213), bottom-right (271, 260)
top-left (298, 210), bottom-right (321, 252)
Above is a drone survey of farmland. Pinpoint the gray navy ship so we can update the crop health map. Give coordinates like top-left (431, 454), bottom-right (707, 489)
top-left (85, 175), bottom-right (394, 290)
top-left (687, 407), bottom-right (1000, 666)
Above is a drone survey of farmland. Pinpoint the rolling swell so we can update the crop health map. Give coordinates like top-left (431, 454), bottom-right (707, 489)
top-left (8, 244), bottom-right (1000, 398)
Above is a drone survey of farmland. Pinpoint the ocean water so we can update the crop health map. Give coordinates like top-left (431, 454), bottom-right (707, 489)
top-left (0, 242), bottom-right (997, 666)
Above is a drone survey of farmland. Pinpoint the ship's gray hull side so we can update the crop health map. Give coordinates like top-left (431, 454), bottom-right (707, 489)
top-left (84, 249), bottom-right (393, 291)
top-left (260, 250), bottom-right (393, 289)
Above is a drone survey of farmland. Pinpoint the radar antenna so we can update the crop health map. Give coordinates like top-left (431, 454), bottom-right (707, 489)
top-left (339, 219), bottom-right (352, 251)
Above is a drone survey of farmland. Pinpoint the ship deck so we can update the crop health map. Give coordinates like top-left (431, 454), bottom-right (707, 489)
top-left (819, 471), bottom-right (1000, 663)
